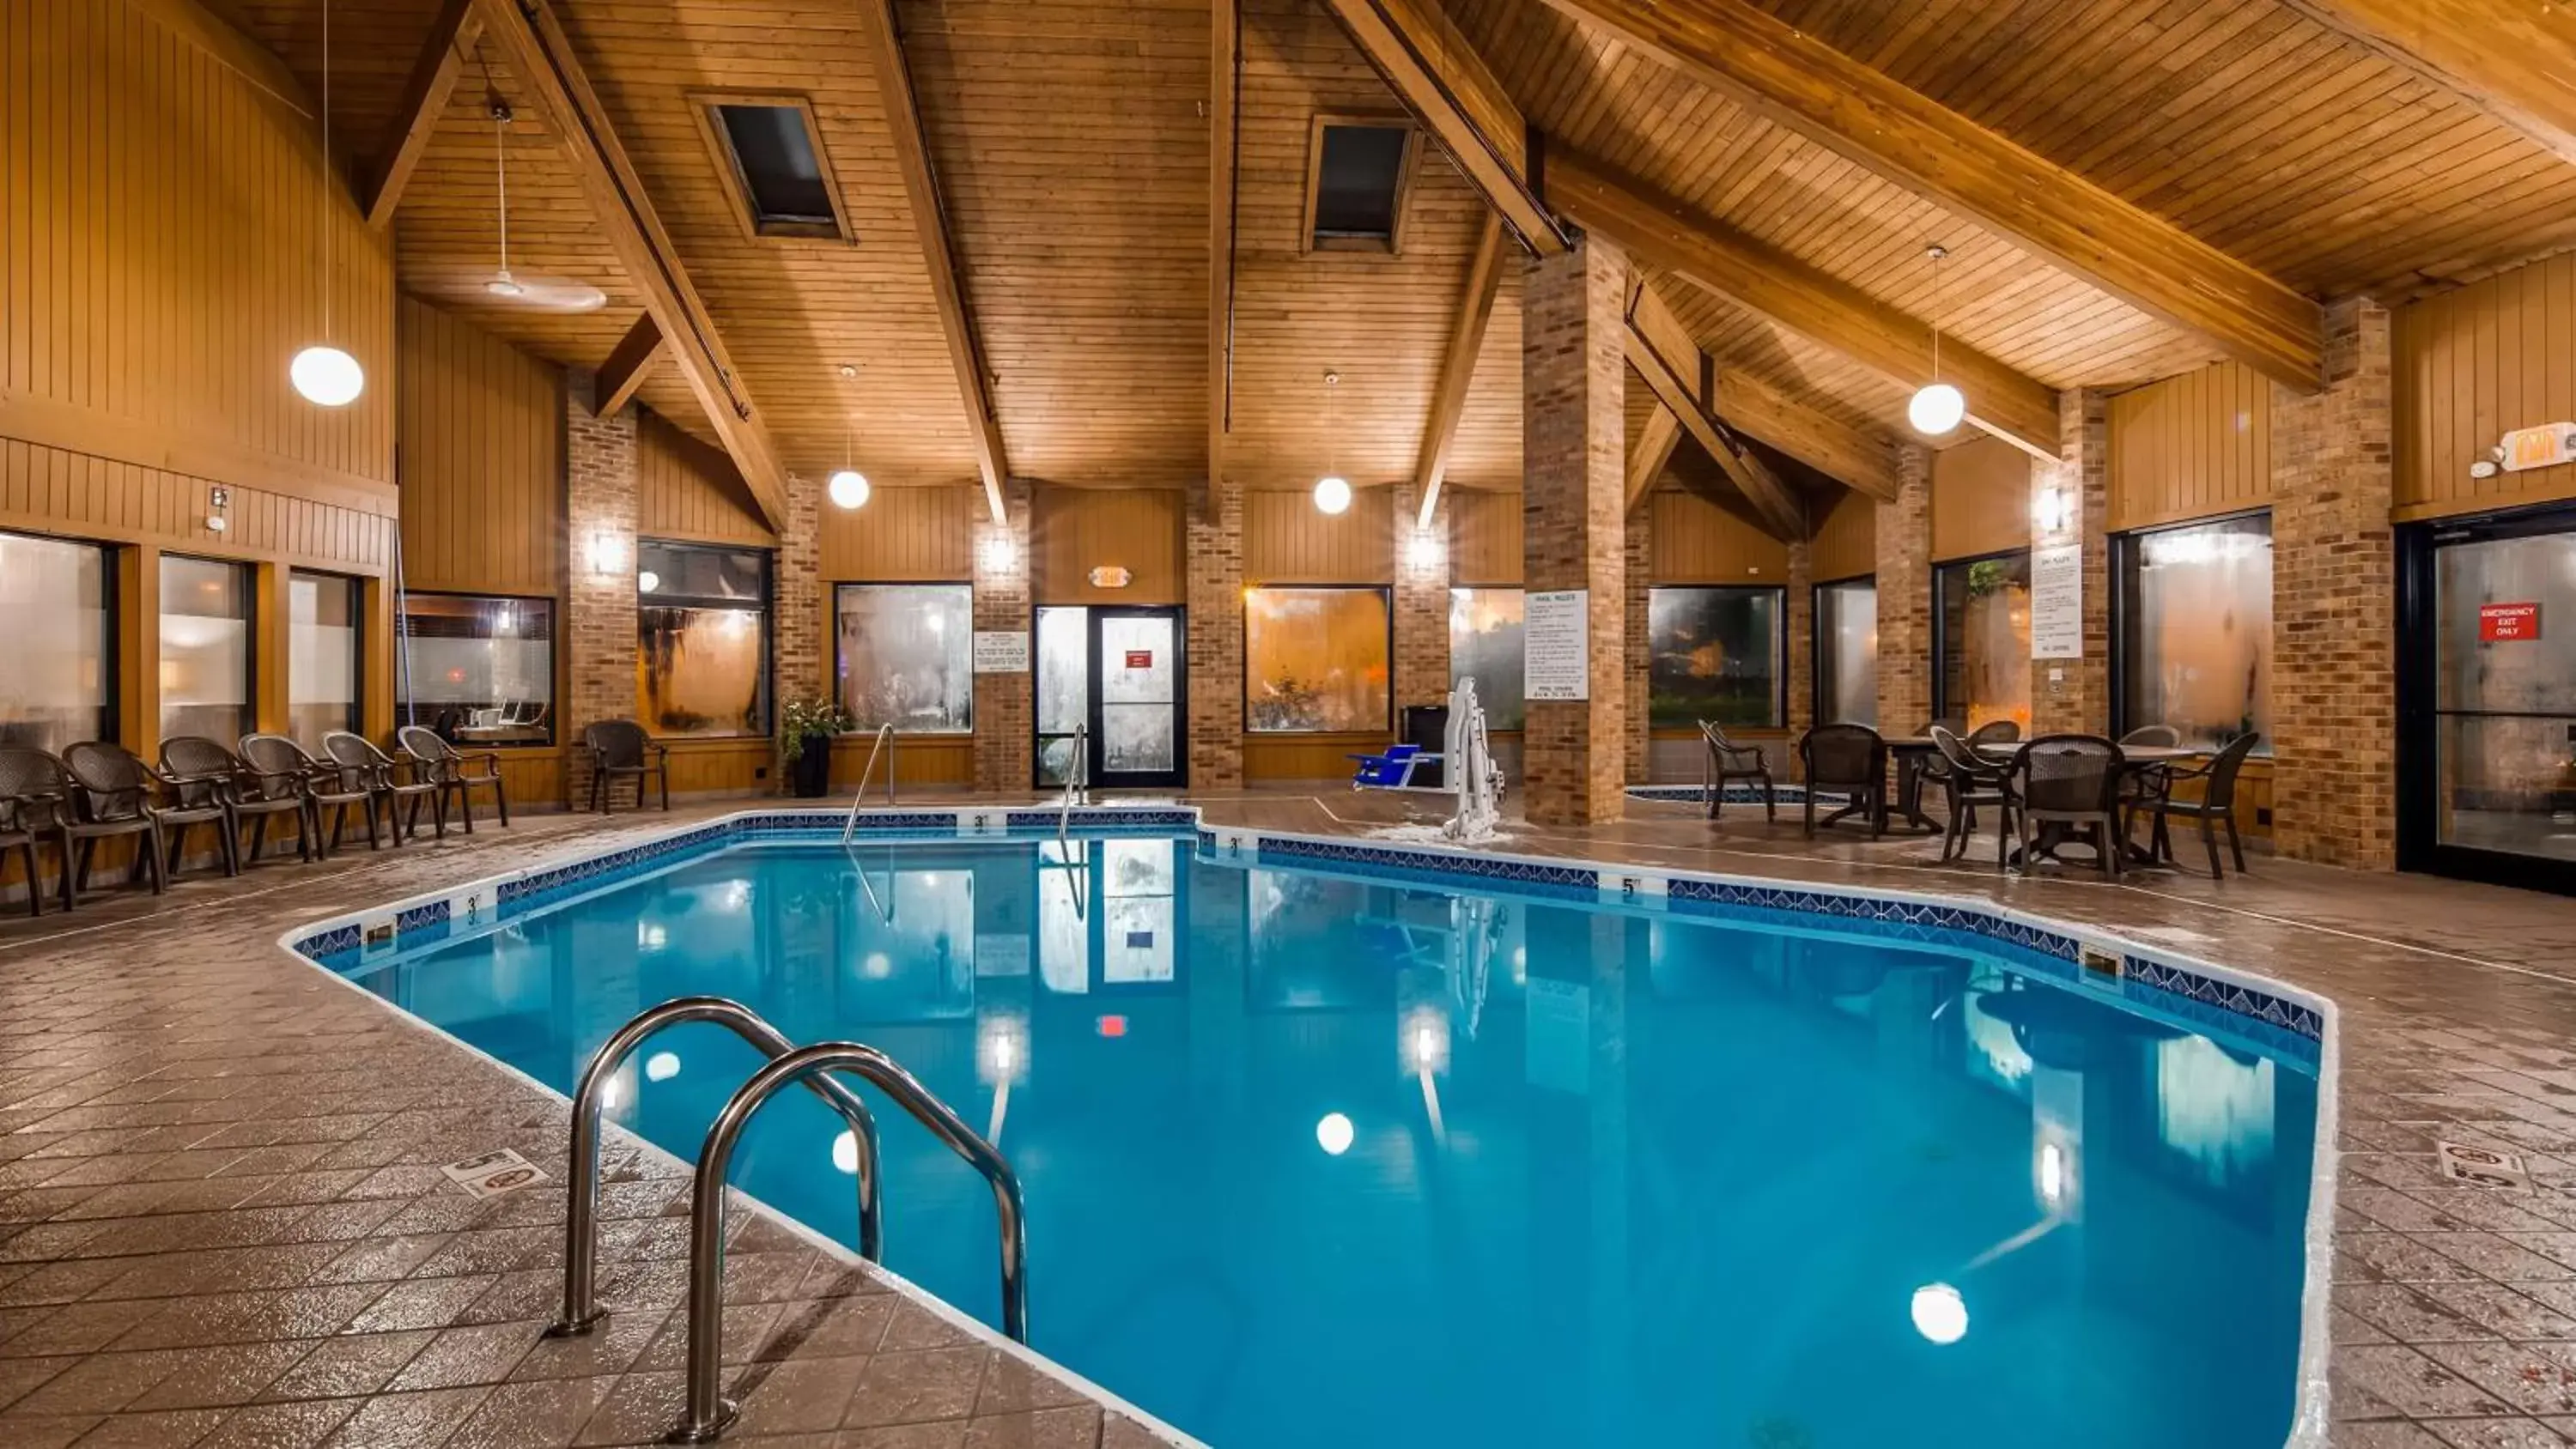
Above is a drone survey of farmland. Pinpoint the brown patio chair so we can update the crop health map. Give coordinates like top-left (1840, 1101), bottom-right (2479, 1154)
top-left (1798, 723), bottom-right (1886, 840)
top-left (161, 735), bottom-right (310, 866)
top-left (2150, 732), bottom-right (2262, 878)
top-left (60, 742), bottom-right (236, 897)
top-left (2005, 735), bottom-right (2127, 880)
top-left (0, 747), bottom-right (67, 917)
top-left (1930, 725), bottom-right (2012, 868)
top-left (323, 731), bottom-right (442, 843)
top-left (398, 724), bottom-right (510, 834)
top-left (241, 733), bottom-right (379, 855)
top-left (584, 719), bottom-right (670, 814)
top-left (1698, 720), bottom-right (1776, 822)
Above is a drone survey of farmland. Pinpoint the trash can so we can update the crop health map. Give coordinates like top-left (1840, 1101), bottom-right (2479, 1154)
top-left (1401, 704), bottom-right (1450, 788)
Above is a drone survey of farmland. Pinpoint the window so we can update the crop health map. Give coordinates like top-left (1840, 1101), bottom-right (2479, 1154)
top-left (1815, 578), bottom-right (1878, 728)
top-left (1246, 587), bottom-right (1391, 732)
top-left (1646, 586), bottom-right (1783, 729)
top-left (1935, 552), bottom-right (2032, 734)
top-left (0, 530), bottom-right (112, 751)
top-left (1448, 587), bottom-right (1525, 731)
top-left (835, 584), bottom-right (973, 734)
top-left (1036, 605), bottom-right (1088, 786)
top-left (639, 542), bottom-right (771, 738)
top-left (2117, 514), bottom-right (2272, 754)
top-left (697, 95), bottom-right (848, 241)
top-left (289, 572), bottom-right (362, 750)
top-left (398, 593), bottom-right (554, 744)
top-left (160, 555), bottom-right (253, 743)
top-left (1303, 118), bottom-right (1417, 252)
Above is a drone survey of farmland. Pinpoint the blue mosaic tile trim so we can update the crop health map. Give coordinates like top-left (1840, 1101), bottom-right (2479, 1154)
top-left (2124, 955), bottom-right (2323, 1041)
top-left (1254, 834), bottom-right (1601, 891)
top-left (496, 822), bottom-right (733, 906)
top-left (1001, 809), bottom-right (1201, 831)
top-left (1625, 784), bottom-right (1850, 805)
top-left (295, 923), bottom-right (363, 957)
top-left (394, 900), bottom-right (450, 933)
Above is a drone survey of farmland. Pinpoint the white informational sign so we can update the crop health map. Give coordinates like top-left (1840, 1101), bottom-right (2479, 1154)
top-left (2030, 543), bottom-right (2085, 660)
top-left (971, 630), bottom-right (1030, 674)
top-left (1524, 589), bottom-right (1590, 700)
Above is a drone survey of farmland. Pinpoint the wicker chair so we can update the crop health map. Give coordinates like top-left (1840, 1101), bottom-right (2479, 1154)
top-left (2114, 724), bottom-right (2184, 836)
top-left (0, 747), bottom-right (67, 917)
top-left (60, 742), bottom-right (236, 895)
top-left (1798, 723), bottom-right (1886, 839)
top-left (161, 736), bottom-right (309, 867)
top-left (2005, 735), bottom-right (2127, 879)
top-left (397, 725), bottom-right (510, 834)
top-left (1698, 721), bottom-right (1776, 822)
top-left (1930, 725), bottom-right (2012, 867)
top-left (323, 731), bottom-right (442, 843)
top-left (2149, 732), bottom-right (2262, 878)
top-left (241, 733), bottom-right (379, 855)
top-left (583, 719), bottom-right (670, 814)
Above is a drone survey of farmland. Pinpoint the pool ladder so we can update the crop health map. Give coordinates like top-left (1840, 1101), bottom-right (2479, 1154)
top-left (549, 996), bottom-right (1028, 1442)
top-left (838, 724), bottom-right (898, 844)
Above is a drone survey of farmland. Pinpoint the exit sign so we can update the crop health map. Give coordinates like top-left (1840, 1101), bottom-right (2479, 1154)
top-left (2481, 603), bottom-right (2541, 641)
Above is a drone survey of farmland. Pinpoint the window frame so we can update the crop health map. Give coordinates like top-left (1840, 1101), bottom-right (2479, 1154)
top-left (397, 589), bottom-right (560, 748)
top-left (1299, 113), bottom-right (1420, 256)
top-left (288, 567), bottom-right (366, 749)
top-left (0, 526), bottom-right (119, 750)
top-left (689, 90), bottom-right (854, 245)
top-left (1644, 583), bottom-right (1788, 731)
top-left (1241, 584), bottom-right (1395, 735)
top-left (158, 552), bottom-right (258, 746)
top-left (830, 579), bottom-right (978, 737)
top-left (1930, 546), bottom-right (2032, 726)
top-left (637, 540), bottom-right (775, 740)
top-left (2110, 506), bottom-right (2273, 746)
top-left (1810, 571), bottom-right (1876, 729)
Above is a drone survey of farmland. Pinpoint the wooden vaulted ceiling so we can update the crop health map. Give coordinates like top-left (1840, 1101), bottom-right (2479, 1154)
top-left (214, 0), bottom-right (2576, 533)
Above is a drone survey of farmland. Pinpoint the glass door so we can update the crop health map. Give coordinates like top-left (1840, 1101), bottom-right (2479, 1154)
top-left (1031, 605), bottom-right (1187, 789)
top-left (2401, 505), bottom-right (2576, 893)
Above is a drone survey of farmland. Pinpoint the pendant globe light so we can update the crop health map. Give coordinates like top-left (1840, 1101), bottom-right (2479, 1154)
top-left (1312, 371), bottom-right (1352, 515)
top-left (1906, 244), bottom-right (1964, 437)
top-left (828, 365), bottom-right (871, 510)
top-left (291, 0), bottom-right (364, 408)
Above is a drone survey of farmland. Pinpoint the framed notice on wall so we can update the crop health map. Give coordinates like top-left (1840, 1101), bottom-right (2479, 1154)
top-left (1525, 590), bottom-right (1589, 700)
top-left (971, 631), bottom-right (1029, 674)
top-left (2030, 543), bottom-right (2084, 659)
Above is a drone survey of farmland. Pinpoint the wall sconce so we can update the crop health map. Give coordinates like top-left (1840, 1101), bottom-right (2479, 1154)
top-left (205, 486), bottom-right (231, 535)
top-left (586, 529), bottom-right (628, 578)
top-left (1405, 527), bottom-right (1443, 572)
top-left (2033, 483), bottom-right (2072, 537)
top-left (980, 533), bottom-right (1018, 574)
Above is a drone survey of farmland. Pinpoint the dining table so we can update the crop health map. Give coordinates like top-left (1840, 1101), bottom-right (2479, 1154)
top-left (1830, 738), bottom-right (2202, 859)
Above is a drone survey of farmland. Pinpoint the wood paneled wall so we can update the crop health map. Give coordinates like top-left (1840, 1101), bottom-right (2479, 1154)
top-left (1931, 436), bottom-right (2032, 561)
top-left (1809, 488), bottom-right (1876, 582)
top-left (821, 484), bottom-right (977, 582)
top-left (1031, 488), bottom-right (1183, 603)
top-left (0, 440), bottom-right (395, 573)
top-left (2108, 362), bottom-right (2272, 532)
top-left (1245, 488), bottom-right (1394, 585)
top-left (2395, 251), bottom-right (2576, 520)
top-left (1448, 488), bottom-right (1522, 585)
top-left (1, 0), bottom-right (395, 505)
top-left (639, 411), bottom-right (772, 546)
top-left (396, 297), bottom-right (562, 596)
top-left (1648, 489), bottom-right (1792, 583)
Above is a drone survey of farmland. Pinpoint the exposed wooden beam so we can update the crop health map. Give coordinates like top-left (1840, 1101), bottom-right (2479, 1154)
top-left (1536, 0), bottom-right (2323, 391)
top-left (1549, 148), bottom-right (2060, 459)
top-left (1412, 214), bottom-right (1505, 530)
top-left (595, 312), bottom-right (663, 417)
top-left (1625, 403), bottom-right (1682, 515)
top-left (2283, 0), bottom-right (2576, 167)
top-left (474, 0), bottom-right (787, 530)
top-left (119, 0), bottom-right (314, 119)
top-left (366, 0), bottom-right (482, 227)
top-left (856, 0), bottom-right (1008, 525)
top-left (1623, 324), bottom-right (1803, 539)
top-left (1320, 0), bottom-right (1568, 257)
top-left (1716, 371), bottom-right (1898, 502)
top-left (1209, 0), bottom-right (1238, 488)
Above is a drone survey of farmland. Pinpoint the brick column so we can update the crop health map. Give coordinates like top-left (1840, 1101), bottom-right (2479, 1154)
top-left (974, 480), bottom-right (1035, 794)
top-left (2272, 296), bottom-right (2396, 869)
top-left (1521, 232), bottom-right (1629, 826)
top-left (1186, 481), bottom-right (1244, 791)
top-left (772, 472), bottom-right (822, 793)
top-left (1623, 517), bottom-right (1652, 785)
top-left (2032, 388), bottom-right (2110, 735)
top-left (1874, 445), bottom-right (1933, 735)
top-left (1391, 483), bottom-right (1450, 714)
top-left (1785, 540), bottom-right (1814, 741)
top-left (564, 370), bottom-right (639, 809)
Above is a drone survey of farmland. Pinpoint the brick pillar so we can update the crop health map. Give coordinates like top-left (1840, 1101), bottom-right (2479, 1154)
top-left (1623, 517), bottom-right (1651, 785)
top-left (1186, 481), bottom-right (1244, 791)
top-left (1874, 445), bottom-right (1933, 735)
top-left (1521, 232), bottom-right (1629, 827)
top-left (974, 480), bottom-right (1035, 794)
top-left (2032, 388), bottom-right (2111, 735)
top-left (1391, 483), bottom-right (1450, 714)
top-left (772, 472), bottom-right (823, 793)
top-left (1785, 540), bottom-right (1814, 741)
top-left (2272, 296), bottom-right (2396, 869)
top-left (564, 371), bottom-right (639, 809)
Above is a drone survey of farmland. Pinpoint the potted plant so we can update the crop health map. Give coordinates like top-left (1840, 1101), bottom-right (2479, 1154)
top-left (778, 696), bottom-right (854, 798)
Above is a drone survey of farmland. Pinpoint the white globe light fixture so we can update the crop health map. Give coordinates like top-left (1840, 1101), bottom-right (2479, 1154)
top-left (1908, 381), bottom-right (1965, 436)
top-left (829, 469), bottom-right (871, 511)
top-left (1313, 475), bottom-right (1352, 516)
top-left (1312, 368), bottom-right (1354, 516)
top-left (290, 345), bottom-right (366, 408)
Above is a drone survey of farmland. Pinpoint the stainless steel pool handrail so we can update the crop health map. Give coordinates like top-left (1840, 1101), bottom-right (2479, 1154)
top-left (838, 724), bottom-right (896, 843)
top-left (1056, 722), bottom-right (1088, 854)
top-left (673, 1040), bottom-right (1029, 1441)
top-left (547, 997), bottom-right (884, 1338)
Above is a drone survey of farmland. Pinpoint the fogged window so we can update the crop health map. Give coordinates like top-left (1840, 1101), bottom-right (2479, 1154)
top-left (0, 530), bottom-right (112, 752)
top-left (1246, 587), bottom-right (1390, 733)
top-left (640, 542), bottom-right (771, 738)
top-left (1646, 587), bottom-right (1782, 729)
top-left (836, 584), bottom-right (973, 735)
top-left (1935, 553), bottom-right (2032, 734)
top-left (2119, 515), bottom-right (2272, 754)
top-left (1816, 579), bottom-right (1878, 728)
top-left (161, 555), bottom-right (254, 743)
top-left (1035, 606), bottom-right (1088, 786)
top-left (289, 572), bottom-right (362, 750)
top-left (399, 593), bottom-right (555, 744)
top-left (1448, 587), bottom-right (1525, 731)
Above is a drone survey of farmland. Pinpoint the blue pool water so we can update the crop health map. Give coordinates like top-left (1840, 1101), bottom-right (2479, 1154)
top-left (335, 834), bottom-right (2318, 1448)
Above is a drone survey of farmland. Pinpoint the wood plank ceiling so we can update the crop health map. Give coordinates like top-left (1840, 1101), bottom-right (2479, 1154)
top-left (217, 0), bottom-right (2576, 521)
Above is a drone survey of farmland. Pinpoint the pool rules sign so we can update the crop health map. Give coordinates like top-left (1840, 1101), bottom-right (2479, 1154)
top-left (1525, 590), bottom-right (1589, 700)
top-left (2031, 543), bottom-right (2085, 658)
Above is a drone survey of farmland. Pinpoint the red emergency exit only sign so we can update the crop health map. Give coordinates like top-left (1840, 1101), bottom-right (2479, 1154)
top-left (2481, 603), bottom-right (2541, 642)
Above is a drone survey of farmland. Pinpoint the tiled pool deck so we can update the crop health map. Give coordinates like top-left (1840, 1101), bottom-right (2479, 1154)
top-left (3, 787), bottom-right (2576, 1448)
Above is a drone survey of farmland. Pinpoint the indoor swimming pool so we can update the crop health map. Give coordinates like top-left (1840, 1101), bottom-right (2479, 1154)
top-left (307, 823), bottom-right (2325, 1449)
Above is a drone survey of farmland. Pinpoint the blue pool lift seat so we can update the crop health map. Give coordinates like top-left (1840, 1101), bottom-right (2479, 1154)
top-left (1347, 743), bottom-right (1441, 790)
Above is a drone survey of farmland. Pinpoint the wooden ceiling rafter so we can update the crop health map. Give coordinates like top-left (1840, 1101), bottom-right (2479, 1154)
top-left (1534, 0), bottom-right (2325, 391)
top-left (596, 312), bottom-right (663, 417)
top-left (1624, 402), bottom-right (1681, 514)
top-left (1622, 289), bottom-right (1803, 539)
top-left (363, 0), bottom-right (483, 227)
top-left (854, 0), bottom-right (1008, 525)
top-left (2281, 0), bottom-right (2576, 168)
top-left (471, 0), bottom-right (788, 530)
top-left (1715, 370), bottom-right (1899, 503)
top-left (1412, 213), bottom-right (1506, 530)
